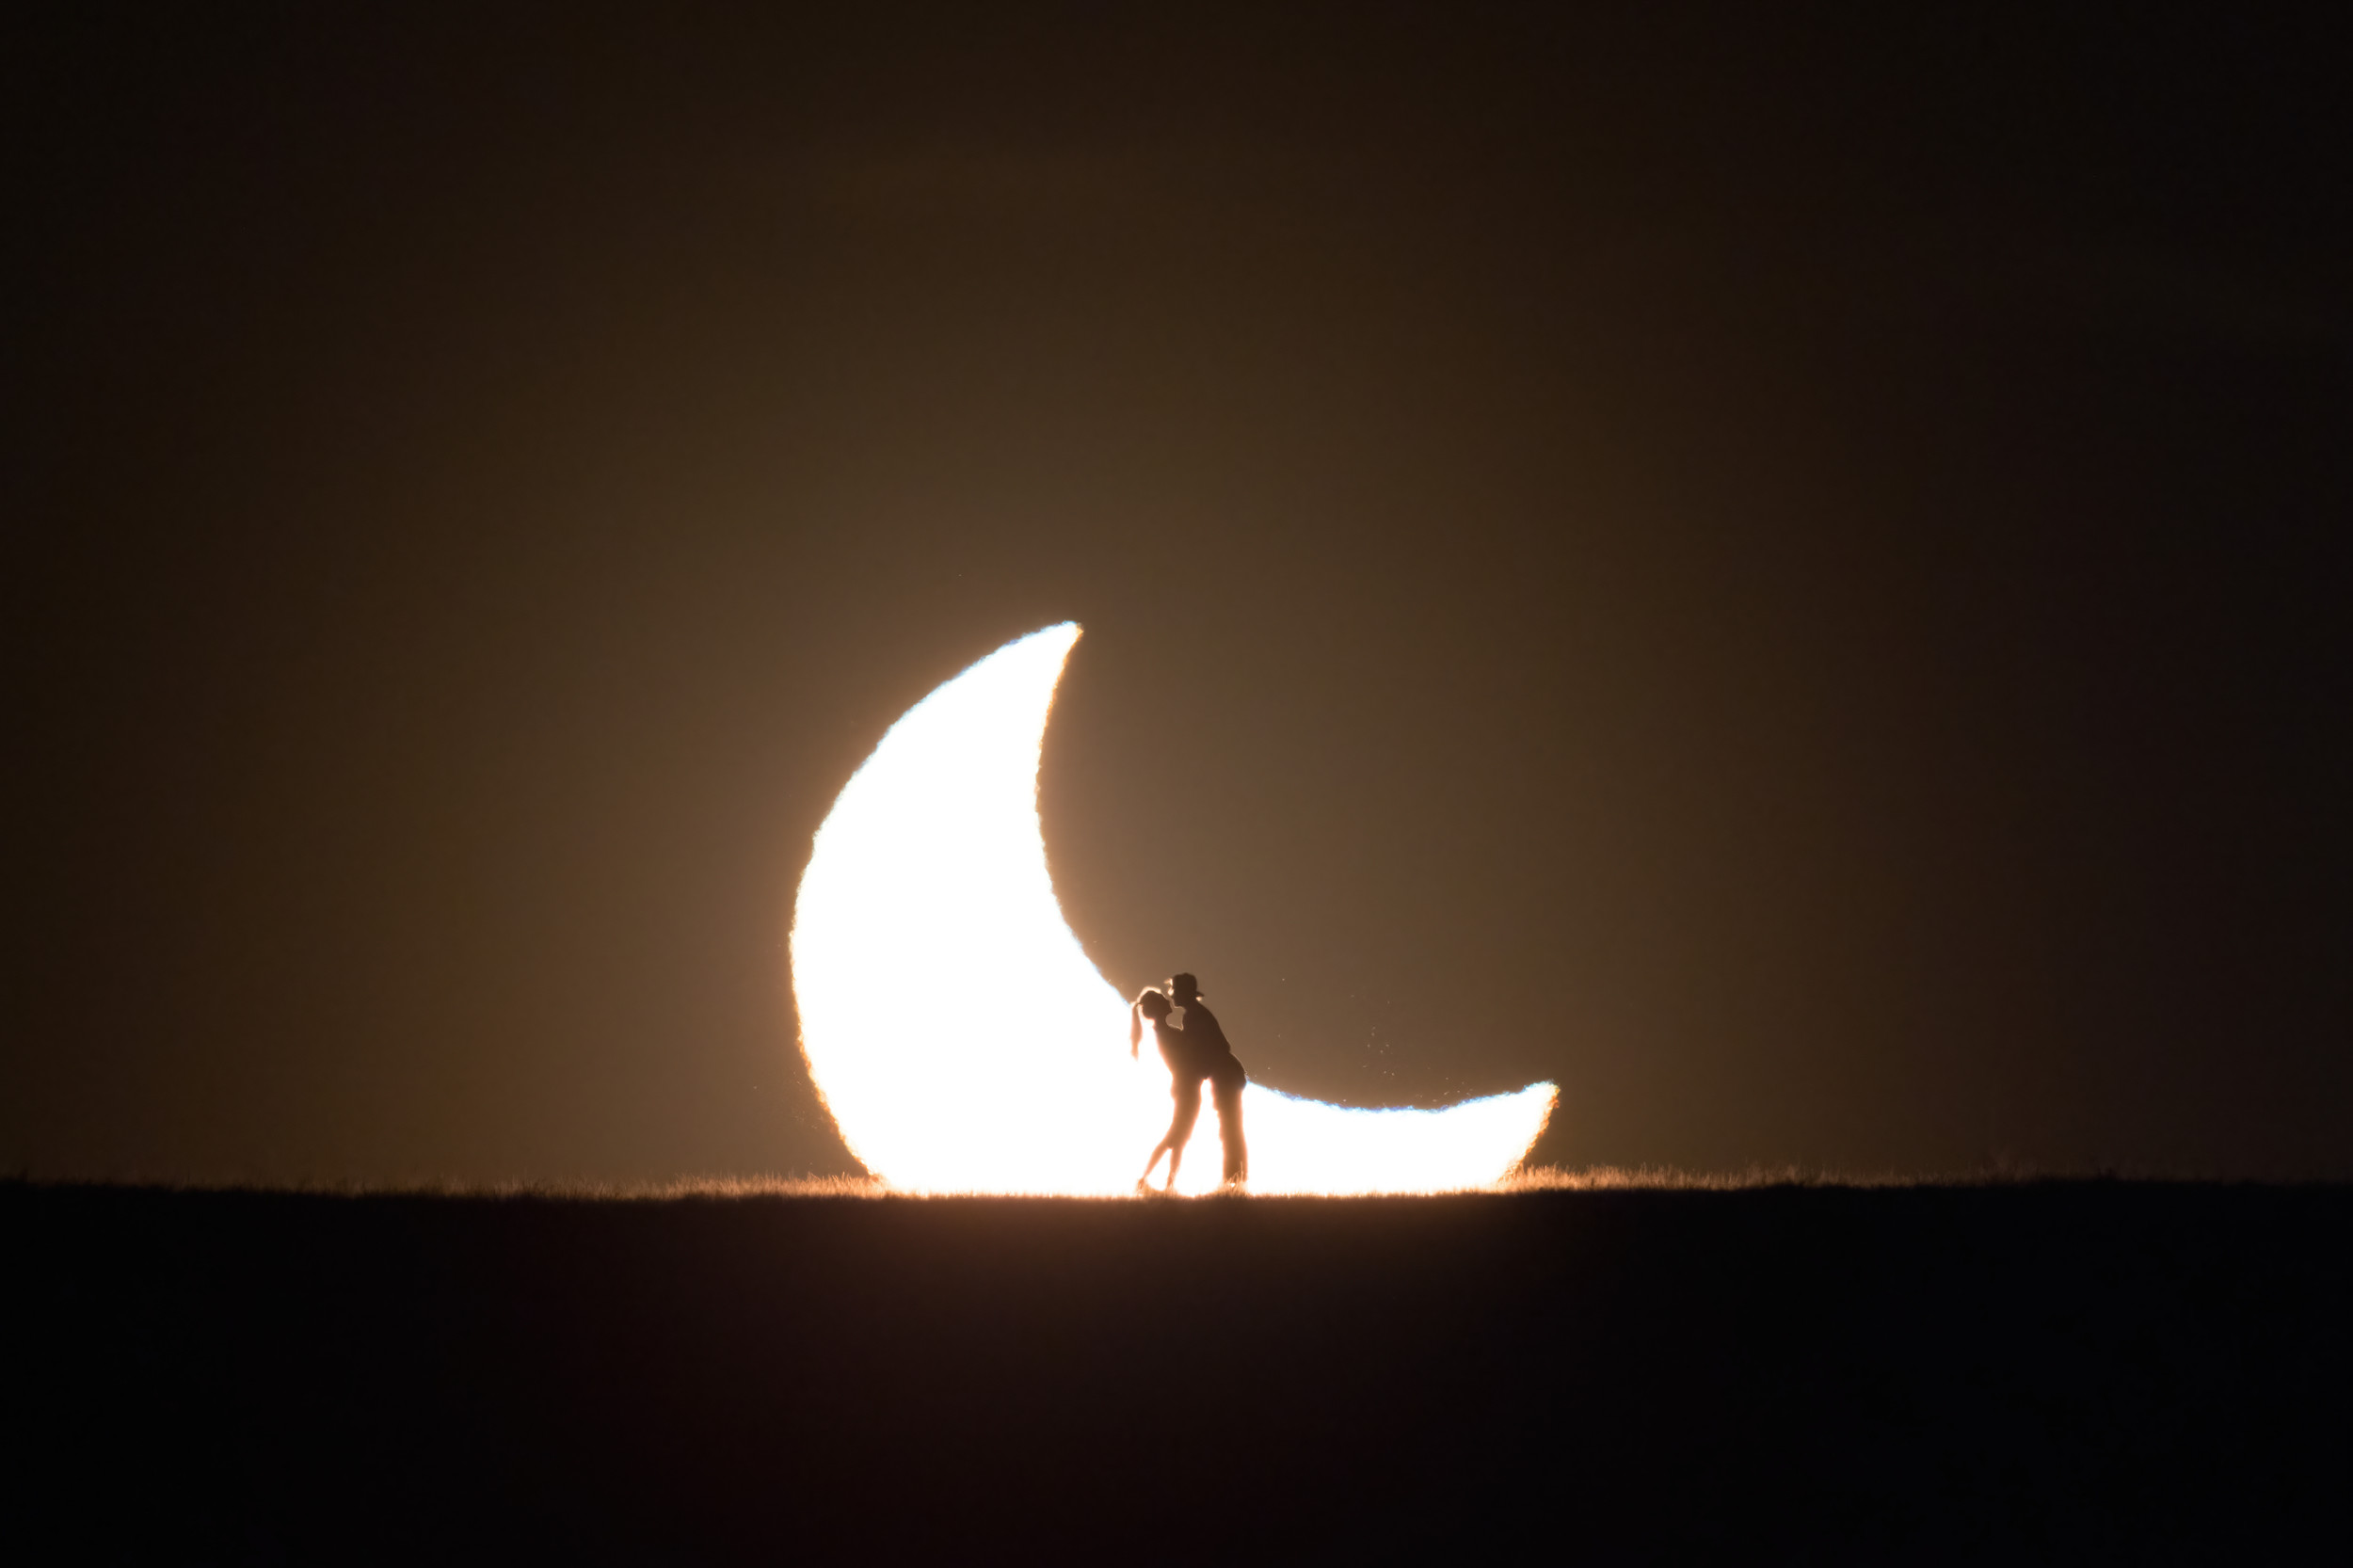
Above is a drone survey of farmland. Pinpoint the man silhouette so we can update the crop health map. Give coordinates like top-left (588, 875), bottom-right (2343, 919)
top-left (1165, 972), bottom-right (1247, 1186)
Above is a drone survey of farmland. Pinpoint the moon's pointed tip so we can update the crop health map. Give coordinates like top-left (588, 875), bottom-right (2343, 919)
top-left (1000, 620), bottom-right (1082, 666)
top-left (1522, 1080), bottom-right (1562, 1144)
top-left (1022, 620), bottom-right (1082, 672)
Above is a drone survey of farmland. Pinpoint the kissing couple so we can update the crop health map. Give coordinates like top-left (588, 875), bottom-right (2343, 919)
top-left (1128, 971), bottom-right (1248, 1192)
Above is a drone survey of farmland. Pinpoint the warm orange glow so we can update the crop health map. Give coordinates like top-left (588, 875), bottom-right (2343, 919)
top-left (791, 623), bottom-right (1556, 1194)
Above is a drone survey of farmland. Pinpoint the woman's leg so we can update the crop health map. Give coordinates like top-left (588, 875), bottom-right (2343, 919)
top-left (1140, 1080), bottom-right (1198, 1185)
top-left (1158, 1079), bottom-right (1203, 1190)
top-left (1141, 1040), bottom-right (1191, 1186)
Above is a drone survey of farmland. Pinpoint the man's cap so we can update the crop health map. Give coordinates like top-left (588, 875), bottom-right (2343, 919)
top-left (1168, 972), bottom-right (1200, 997)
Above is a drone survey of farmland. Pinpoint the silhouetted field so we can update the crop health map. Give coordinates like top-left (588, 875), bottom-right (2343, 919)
top-left (13, 1179), bottom-right (2348, 1563)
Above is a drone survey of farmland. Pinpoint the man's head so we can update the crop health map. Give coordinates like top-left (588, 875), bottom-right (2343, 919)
top-left (1167, 972), bottom-right (1201, 1004)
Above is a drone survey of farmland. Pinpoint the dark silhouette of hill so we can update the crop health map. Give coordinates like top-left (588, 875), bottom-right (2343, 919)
top-left (13, 1180), bottom-right (2348, 1563)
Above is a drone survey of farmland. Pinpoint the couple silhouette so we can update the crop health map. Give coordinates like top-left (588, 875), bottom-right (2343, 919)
top-left (1128, 972), bottom-right (1248, 1192)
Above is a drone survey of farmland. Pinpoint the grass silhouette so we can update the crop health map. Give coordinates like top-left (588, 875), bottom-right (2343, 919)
top-left (14, 1176), bottom-right (2348, 1562)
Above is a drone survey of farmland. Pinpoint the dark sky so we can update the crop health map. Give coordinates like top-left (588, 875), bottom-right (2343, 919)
top-left (8, 6), bottom-right (2348, 1183)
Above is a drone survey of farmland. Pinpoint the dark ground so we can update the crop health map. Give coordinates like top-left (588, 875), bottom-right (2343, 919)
top-left (12, 1181), bottom-right (2349, 1563)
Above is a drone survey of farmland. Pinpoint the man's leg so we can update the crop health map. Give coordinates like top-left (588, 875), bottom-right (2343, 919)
top-left (1212, 1061), bottom-right (1247, 1184)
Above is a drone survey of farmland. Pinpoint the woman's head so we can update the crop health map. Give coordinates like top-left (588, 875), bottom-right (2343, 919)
top-left (1134, 987), bottom-right (1172, 1020)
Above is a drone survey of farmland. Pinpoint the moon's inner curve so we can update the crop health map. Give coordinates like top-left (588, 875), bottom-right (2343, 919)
top-left (790, 622), bottom-right (1554, 1193)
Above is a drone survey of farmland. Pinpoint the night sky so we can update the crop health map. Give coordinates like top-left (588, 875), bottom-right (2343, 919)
top-left (9, 7), bottom-right (2348, 1184)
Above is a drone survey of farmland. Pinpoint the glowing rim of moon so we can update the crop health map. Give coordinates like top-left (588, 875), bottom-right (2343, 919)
top-left (790, 622), bottom-right (1557, 1194)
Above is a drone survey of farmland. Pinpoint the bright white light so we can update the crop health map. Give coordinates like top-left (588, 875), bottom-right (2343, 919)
top-left (790, 622), bottom-right (1556, 1194)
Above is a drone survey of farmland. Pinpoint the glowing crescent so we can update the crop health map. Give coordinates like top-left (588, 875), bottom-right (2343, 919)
top-left (791, 623), bottom-right (1556, 1193)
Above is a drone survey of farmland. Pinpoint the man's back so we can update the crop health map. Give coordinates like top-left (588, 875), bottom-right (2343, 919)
top-left (1170, 999), bottom-right (1232, 1061)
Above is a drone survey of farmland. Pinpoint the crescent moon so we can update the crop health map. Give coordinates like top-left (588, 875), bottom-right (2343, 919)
top-left (791, 622), bottom-right (1557, 1194)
